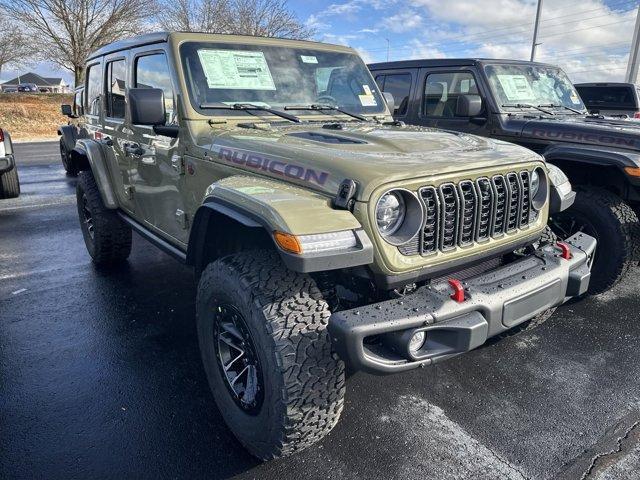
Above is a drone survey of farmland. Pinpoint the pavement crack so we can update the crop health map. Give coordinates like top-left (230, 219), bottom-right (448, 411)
top-left (580, 419), bottom-right (640, 480)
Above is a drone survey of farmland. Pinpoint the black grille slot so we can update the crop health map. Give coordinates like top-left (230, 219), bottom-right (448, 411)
top-left (405, 171), bottom-right (535, 257)
top-left (492, 176), bottom-right (507, 236)
top-left (420, 187), bottom-right (440, 255)
top-left (458, 181), bottom-right (477, 245)
top-left (506, 173), bottom-right (520, 232)
top-left (476, 178), bottom-right (493, 241)
top-left (519, 171), bottom-right (531, 226)
top-left (439, 184), bottom-right (459, 251)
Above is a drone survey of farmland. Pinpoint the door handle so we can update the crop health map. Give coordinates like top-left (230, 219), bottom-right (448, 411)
top-left (123, 143), bottom-right (145, 156)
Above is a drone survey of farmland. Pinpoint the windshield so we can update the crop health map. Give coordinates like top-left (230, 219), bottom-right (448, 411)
top-left (484, 63), bottom-right (586, 113)
top-left (180, 42), bottom-right (386, 117)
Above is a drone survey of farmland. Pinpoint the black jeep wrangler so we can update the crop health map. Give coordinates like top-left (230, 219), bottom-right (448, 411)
top-left (369, 58), bottom-right (640, 294)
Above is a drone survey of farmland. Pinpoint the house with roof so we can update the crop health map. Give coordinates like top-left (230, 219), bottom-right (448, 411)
top-left (1, 72), bottom-right (71, 93)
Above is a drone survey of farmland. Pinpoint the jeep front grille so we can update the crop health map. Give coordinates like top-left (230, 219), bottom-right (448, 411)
top-left (399, 171), bottom-right (534, 257)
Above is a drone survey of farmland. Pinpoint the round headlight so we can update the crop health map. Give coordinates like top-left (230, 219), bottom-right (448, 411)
top-left (530, 169), bottom-right (540, 197)
top-left (376, 191), bottom-right (406, 236)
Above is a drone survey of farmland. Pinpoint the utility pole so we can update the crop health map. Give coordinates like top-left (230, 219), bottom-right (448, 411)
top-left (385, 38), bottom-right (390, 62)
top-left (530, 0), bottom-right (544, 61)
top-left (626, 4), bottom-right (640, 83)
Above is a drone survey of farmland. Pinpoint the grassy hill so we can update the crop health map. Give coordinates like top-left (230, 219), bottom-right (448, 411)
top-left (0, 93), bottom-right (73, 141)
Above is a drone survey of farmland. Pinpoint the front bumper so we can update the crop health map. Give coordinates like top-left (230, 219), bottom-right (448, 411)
top-left (329, 232), bottom-right (596, 374)
top-left (0, 154), bottom-right (15, 174)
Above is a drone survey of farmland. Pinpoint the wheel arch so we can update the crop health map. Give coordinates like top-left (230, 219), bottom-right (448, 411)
top-left (543, 145), bottom-right (639, 199)
top-left (71, 139), bottom-right (118, 209)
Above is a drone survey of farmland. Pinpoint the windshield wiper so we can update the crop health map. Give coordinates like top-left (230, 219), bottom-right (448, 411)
top-left (199, 102), bottom-right (302, 123)
top-left (501, 103), bottom-right (554, 115)
top-left (283, 104), bottom-right (370, 122)
top-left (538, 103), bottom-right (585, 115)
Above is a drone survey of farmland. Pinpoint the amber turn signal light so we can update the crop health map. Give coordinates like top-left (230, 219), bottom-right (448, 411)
top-left (273, 231), bottom-right (302, 254)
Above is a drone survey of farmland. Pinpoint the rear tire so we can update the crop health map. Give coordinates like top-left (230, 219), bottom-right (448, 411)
top-left (60, 139), bottom-right (78, 176)
top-left (76, 170), bottom-right (131, 266)
top-left (550, 187), bottom-right (639, 295)
top-left (196, 250), bottom-right (345, 460)
top-left (0, 166), bottom-right (20, 199)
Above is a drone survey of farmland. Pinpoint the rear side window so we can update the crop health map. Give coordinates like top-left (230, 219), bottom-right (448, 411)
top-left (575, 86), bottom-right (637, 110)
top-left (105, 59), bottom-right (126, 119)
top-left (135, 53), bottom-right (174, 121)
top-left (424, 72), bottom-right (477, 117)
top-left (85, 64), bottom-right (102, 116)
top-left (378, 73), bottom-right (412, 116)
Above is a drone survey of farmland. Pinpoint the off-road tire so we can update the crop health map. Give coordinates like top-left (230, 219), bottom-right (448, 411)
top-left (196, 250), bottom-right (346, 460)
top-left (0, 167), bottom-right (20, 199)
top-left (552, 187), bottom-right (639, 295)
top-left (76, 170), bottom-right (131, 266)
top-left (60, 139), bottom-right (78, 176)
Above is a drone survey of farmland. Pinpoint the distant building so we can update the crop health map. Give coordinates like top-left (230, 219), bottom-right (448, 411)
top-left (1, 72), bottom-right (71, 93)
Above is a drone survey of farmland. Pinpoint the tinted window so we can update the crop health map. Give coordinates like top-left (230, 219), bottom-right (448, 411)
top-left (424, 72), bottom-right (477, 117)
top-left (74, 90), bottom-right (83, 115)
top-left (86, 64), bottom-right (102, 116)
top-left (380, 73), bottom-right (411, 116)
top-left (575, 86), bottom-right (637, 110)
top-left (135, 53), bottom-right (174, 120)
top-left (106, 59), bottom-right (126, 118)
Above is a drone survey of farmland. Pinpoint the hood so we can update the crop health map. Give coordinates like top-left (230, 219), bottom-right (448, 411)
top-left (520, 115), bottom-right (640, 151)
top-left (197, 122), bottom-right (542, 201)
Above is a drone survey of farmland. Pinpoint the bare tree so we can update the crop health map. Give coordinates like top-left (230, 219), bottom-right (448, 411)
top-left (157, 0), bottom-right (314, 39)
top-left (0, 0), bottom-right (157, 86)
top-left (0, 14), bottom-right (33, 81)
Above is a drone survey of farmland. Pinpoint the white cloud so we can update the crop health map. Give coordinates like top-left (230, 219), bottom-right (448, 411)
top-left (381, 10), bottom-right (424, 33)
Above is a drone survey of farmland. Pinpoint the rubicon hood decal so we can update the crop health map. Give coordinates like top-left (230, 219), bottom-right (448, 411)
top-left (214, 145), bottom-right (330, 186)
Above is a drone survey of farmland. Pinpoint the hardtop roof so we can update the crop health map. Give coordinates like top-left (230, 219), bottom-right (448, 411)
top-left (87, 32), bottom-right (356, 61)
top-left (368, 58), bottom-right (557, 70)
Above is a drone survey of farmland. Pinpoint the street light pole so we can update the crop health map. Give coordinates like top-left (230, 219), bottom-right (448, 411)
top-left (530, 0), bottom-right (544, 62)
top-left (626, 4), bottom-right (640, 83)
top-left (386, 38), bottom-right (390, 62)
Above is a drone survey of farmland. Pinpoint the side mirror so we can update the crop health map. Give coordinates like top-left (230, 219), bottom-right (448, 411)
top-left (128, 88), bottom-right (166, 126)
top-left (383, 92), bottom-right (395, 115)
top-left (456, 94), bottom-right (483, 118)
top-left (61, 104), bottom-right (73, 117)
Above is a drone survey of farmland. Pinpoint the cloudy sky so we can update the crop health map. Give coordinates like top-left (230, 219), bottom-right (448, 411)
top-left (3, 0), bottom-right (638, 86)
top-left (294, 0), bottom-right (639, 83)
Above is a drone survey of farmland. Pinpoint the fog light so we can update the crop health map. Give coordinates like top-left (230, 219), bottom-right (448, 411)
top-left (409, 331), bottom-right (426, 354)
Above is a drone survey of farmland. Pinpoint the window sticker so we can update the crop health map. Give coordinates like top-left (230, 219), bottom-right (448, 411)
top-left (496, 74), bottom-right (535, 101)
top-left (363, 84), bottom-right (373, 96)
top-left (359, 94), bottom-right (377, 107)
top-left (570, 91), bottom-right (582, 105)
top-left (197, 49), bottom-right (276, 90)
top-left (300, 55), bottom-right (318, 64)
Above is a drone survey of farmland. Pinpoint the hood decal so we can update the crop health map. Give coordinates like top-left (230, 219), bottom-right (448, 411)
top-left (530, 127), bottom-right (638, 148)
top-left (214, 145), bottom-right (330, 186)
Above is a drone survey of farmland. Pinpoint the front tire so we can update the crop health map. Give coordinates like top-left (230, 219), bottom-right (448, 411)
top-left (0, 167), bottom-right (20, 199)
top-left (76, 170), bottom-right (132, 266)
top-left (196, 250), bottom-right (345, 460)
top-left (550, 187), bottom-right (639, 295)
top-left (60, 139), bottom-right (78, 176)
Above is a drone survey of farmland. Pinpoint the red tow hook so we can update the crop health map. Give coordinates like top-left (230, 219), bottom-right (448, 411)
top-left (556, 241), bottom-right (572, 260)
top-left (448, 279), bottom-right (465, 303)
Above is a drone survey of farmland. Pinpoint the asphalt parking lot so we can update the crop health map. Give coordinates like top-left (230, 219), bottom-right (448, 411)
top-left (1, 142), bottom-right (640, 480)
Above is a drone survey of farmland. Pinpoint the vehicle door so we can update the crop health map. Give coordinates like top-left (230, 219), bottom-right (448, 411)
top-left (372, 70), bottom-right (417, 122)
top-left (84, 59), bottom-right (135, 213)
top-left (127, 48), bottom-right (187, 245)
top-left (102, 53), bottom-right (136, 214)
top-left (416, 67), bottom-right (490, 135)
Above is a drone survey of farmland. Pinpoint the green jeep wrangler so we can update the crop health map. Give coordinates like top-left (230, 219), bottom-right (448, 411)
top-left (69, 32), bottom-right (595, 459)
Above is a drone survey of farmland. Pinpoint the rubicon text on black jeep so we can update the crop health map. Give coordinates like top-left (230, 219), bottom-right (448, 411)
top-left (369, 58), bottom-right (638, 294)
top-left (70, 33), bottom-right (594, 459)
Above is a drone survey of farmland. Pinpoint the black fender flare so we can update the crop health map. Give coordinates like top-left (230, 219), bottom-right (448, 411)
top-left (57, 125), bottom-right (78, 153)
top-left (71, 139), bottom-right (118, 208)
top-left (542, 144), bottom-right (640, 170)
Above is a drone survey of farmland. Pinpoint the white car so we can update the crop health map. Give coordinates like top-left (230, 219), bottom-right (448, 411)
top-left (0, 129), bottom-right (20, 199)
